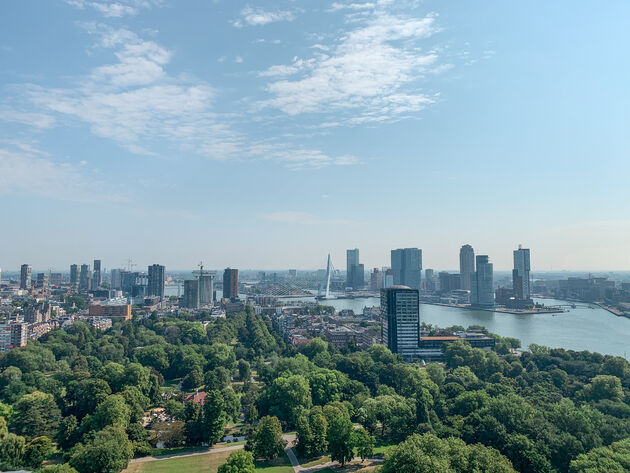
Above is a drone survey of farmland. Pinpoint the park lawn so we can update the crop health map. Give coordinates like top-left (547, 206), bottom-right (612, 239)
top-left (372, 442), bottom-right (396, 455)
top-left (297, 454), bottom-right (331, 467)
top-left (147, 445), bottom-right (208, 457)
top-left (254, 453), bottom-right (294, 473)
top-left (123, 449), bottom-right (232, 473)
top-left (123, 451), bottom-right (293, 473)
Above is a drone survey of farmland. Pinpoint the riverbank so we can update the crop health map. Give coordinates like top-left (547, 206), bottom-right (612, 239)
top-left (419, 301), bottom-right (564, 315)
top-left (593, 302), bottom-right (630, 318)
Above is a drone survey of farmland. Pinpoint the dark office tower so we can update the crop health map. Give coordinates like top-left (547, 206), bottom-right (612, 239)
top-left (20, 264), bottom-right (32, 290)
top-left (183, 279), bottom-right (200, 309)
top-left (391, 248), bottom-right (422, 290)
top-left (93, 260), bottom-right (102, 288)
top-left (223, 268), bottom-right (239, 300)
top-left (79, 264), bottom-right (91, 292)
top-left (513, 246), bottom-right (531, 300)
top-left (470, 255), bottom-right (494, 307)
top-left (70, 264), bottom-right (79, 287)
top-left (439, 272), bottom-right (461, 293)
top-left (346, 249), bottom-right (360, 288)
top-left (459, 244), bottom-right (475, 291)
top-left (381, 286), bottom-right (420, 361)
top-left (148, 264), bottom-right (166, 300)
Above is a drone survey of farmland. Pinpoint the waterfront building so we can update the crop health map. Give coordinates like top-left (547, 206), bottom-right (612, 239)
top-left (381, 286), bottom-right (420, 360)
top-left (93, 259), bottom-right (102, 288)
top-left (147, 264), bottom-right (166, 300)
top-left (439, 272), bottom-right (461, 293)
top-left (20, 264), bottom-right (31, 290)
top-left (470, 255), bottom-right (494, 307)
top-left (79, 264), bottom-right (91, 292)
top-left (425, 269), bottom-right (436, 291)
top-left (459, 244), bottom-right (475, 291)
top-left (370, 268), bottom-right (382, 291)
top-left (346, 249), bottom-right (364, 289)
top-left (391, 248), bottom-right (422, 290)
top-left (223, 268), bottom-right (239, 300)
top-left (183, 279), bottom-right (200, 309)
top-left (513, 246), bottom-right (531, 301)
top-left (70, 264), bottom-right (78, 287)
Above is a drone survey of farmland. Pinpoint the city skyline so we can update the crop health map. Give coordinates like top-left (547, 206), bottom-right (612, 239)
top-left (2, 1), bottom-right (630, 270)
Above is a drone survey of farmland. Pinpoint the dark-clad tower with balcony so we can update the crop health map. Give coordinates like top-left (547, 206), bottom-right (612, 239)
top-left (148, 264), bottom-right (166, 300)
top-left (223, 268), bottom-right (239, 300)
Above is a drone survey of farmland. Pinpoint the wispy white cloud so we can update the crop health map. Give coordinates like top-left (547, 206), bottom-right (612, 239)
top-left (65, 0), bottom-right (161, 17)
top-left (232, 6), bottom-right (296, 28)
top-left (0, 145), bottom-right (121, 203)
top-left (259, 5), bottom-right (441, 124)
top-left (261, 211), bottom-right (357, 225)
top-left (328, 2), bottom-right (376, 12)
top-left (1, 24), bottom-right (361, 170)
top-left (0, 109), bottom-right (56, 129)
top-left (242, 143), bottom-right (360, 170)
top-left (17, 24), bottom-right (238, 157)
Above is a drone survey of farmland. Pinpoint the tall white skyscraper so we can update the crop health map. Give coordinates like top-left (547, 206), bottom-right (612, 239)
top-left (391, 248), bottom-right (422, 290)
top-left (470, 255), bottom-right (494, 307)
top-left (513, 246), bottom-right (531, 300)
top-left (459, 244), bottom-right (475, 291)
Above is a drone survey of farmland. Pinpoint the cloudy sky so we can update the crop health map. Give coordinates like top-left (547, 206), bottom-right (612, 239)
top-left (1, 0), bottom-right (630, 272)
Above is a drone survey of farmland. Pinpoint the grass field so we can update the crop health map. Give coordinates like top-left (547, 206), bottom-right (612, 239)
top-left (297, 454), bottom-right (331, 467)
top-left (123, 450), bottom-right (232, 473)
top-left (372, 443), bottom-right (396, 455)
top-left (123, 451), bottom-right (293, 473)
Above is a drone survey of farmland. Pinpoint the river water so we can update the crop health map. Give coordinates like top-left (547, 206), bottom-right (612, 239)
top-left (284, 296), bottom-right (630, 358)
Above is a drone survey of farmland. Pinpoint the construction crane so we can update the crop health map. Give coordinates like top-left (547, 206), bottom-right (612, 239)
top-left (125, 258), bottom-right (137, 272)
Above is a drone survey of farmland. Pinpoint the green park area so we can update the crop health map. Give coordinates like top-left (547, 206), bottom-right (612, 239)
top-left (124, 451), bottom-right (293, 473)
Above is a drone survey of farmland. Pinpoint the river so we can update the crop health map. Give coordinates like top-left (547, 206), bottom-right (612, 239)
top-left (283, 295), bottom-right (630, 358)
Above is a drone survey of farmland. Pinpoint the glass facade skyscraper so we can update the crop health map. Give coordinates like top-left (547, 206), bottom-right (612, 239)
top-left (470, 255), bottom-right (494, 307)
top-left (391, 248), bottom-right (422, 290)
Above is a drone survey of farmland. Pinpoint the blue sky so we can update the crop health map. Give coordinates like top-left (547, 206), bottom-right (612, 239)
top-left (1, 0), bottom-right (629, 272)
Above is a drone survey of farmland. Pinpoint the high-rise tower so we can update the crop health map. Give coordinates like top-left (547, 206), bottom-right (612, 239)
top-left (93, 259), bottom-right (102, 288)
top-left (513, 246), bottom-right (531, 300)
top-left (148, 264), bottom-right (166, 300)
top-left (470, 255), bottom-right (494, 307)
top-left (381, 286), bottom-right (420, 360)
top-left (391, 248), bottom-right (422, 290)
top-left (79, 264), bottom-right (91, 292)
top-left (20, 264), bottom-right (31, 290)
top-left (459, 244), bottom-right (475, 291)
top-left (223, 268), bottom-right (239, 300)
top-left (346, 249), bottom-right (362, 289)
